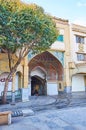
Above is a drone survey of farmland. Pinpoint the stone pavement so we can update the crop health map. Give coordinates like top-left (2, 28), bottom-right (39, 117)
top-left (0, 92), bottom-right (86, 116)
top-left (0, 96), bottom-right (56, 116)
top-left (0, 106), bottom-right (86, 130)
top-left (0, 96), bottom-right (56, 109)
top-left (0, 92), bottom-right (86, 129)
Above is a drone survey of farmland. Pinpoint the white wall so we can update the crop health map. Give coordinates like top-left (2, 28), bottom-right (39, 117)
top-left (28, 84), bottom-right (31, 96)
top-left (47, 82), bottom-right (58, 95)
top-left (70, 25), bottom-right (86, 63)
top-left (51, 41), bottom-right (65, 51)
top-left (51, 28), bottom-right (65, 51)
top-left (72, 75), bottom-right (85, 92)
top-left (22, 88), bottom-right (29, 102)
top-left (0, 81), bottom-right (12, 96)
top-left (0, 73), bottom-right (20, 96)
top-left (31, 69), bottom-right (45, 79)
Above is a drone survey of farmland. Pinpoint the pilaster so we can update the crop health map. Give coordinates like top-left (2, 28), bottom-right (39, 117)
top-left (23, 56), bottom-right (28, 88)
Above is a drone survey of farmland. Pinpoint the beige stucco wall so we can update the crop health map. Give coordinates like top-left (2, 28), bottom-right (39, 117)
top-left (51, 17), bottom-right (71, 91)
top-left (0, 53), bottom-right (28, 92)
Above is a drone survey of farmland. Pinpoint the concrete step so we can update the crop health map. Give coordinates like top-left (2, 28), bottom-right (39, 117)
top-left (22, 109), bottom-right (34, 117)
top-left (12, 109), bottom-right (34, 117)
top-left (12, 110), bottom-right (23, 117)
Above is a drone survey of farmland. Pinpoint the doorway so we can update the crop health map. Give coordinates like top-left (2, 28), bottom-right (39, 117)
top-left (29, 51), bottom-right (63, 96)
top-left (72, 74), bottom-right (85, 92)
top-left (31, 76), bottom-right (46, 96)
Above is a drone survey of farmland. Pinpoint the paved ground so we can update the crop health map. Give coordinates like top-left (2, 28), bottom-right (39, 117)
top-left (0, 96), bottom-right (56, 112)
top-left (0, 107), bottom-right (86, 130)
top-left (1, 92), bottom-right (86, 112)
top-left (0, 92), bottom-right (86, 130)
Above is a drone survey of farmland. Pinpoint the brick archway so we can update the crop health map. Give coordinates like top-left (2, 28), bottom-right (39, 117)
top-left (29, 51), bottom-right (64, 95)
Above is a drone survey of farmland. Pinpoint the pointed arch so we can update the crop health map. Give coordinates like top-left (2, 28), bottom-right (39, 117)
top-left (28, 51), bottom-right (64, 96)
top-left (29, 51), bottom-right (63, 81)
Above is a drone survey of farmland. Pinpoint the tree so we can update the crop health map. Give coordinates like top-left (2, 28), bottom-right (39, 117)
top-left (0, 0), bottom-right (58, 103)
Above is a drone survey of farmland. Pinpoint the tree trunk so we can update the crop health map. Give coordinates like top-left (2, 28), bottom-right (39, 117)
top-left (2, 58), bottom-right (22, 104)
top-left (2, 79), bottom-right (9, 104)
top-left (2, 70), bottom-right (15, 104)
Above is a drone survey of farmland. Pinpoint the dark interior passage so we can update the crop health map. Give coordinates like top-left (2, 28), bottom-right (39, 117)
top-left (31, 76), bottom-right (46, 96)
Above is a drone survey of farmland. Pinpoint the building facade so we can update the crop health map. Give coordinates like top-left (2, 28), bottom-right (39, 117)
top-left (0, 17), bottom-right (86, 102)
top-left (69, 24), bottom-right (86, 92)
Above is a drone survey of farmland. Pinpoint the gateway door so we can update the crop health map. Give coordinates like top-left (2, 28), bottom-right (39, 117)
top-left (72, 75), bottom-right (85, 92)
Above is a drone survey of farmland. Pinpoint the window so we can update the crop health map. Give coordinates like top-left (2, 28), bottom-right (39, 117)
top-left (57, 35), bottom-right (64, 42)
top-left (77, 53), bottom-right (86, 61)
top-left (76, 35), bottom-right (84, 44)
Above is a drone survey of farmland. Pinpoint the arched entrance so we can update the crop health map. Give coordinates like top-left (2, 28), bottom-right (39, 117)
top-left (30, 66), bottom-right (46, 96)
top-left (0, 72), bottom-right (12, 96)
top-left (29, 51), bottom-right (63, 96)
top-left (31, 76), bottom-right (46, 96)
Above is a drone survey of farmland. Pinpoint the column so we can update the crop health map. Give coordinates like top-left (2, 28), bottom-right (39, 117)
top-left (64, 68), bottom-right (72, 93)
top-left (22, 56), bottom-right (29, 102)
top-left (23, 56), bottom-right (28, 88)
top-left (11, 74), bottom-right (16, 104)
top-left (64, 26), bottom-right (72, 93)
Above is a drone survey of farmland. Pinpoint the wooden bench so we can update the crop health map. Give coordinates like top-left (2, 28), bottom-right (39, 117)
top-left (0, 111), bottom-right (12, 125)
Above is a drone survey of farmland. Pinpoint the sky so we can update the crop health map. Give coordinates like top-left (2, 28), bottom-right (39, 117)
top-left (22, 0), bottom-right (86, 26)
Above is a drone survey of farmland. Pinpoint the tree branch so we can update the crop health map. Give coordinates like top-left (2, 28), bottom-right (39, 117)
top-left (22, 38), bottom-right (40, 58)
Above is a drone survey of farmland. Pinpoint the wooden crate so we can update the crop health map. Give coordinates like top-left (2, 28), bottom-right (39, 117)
top-left (0, 111), bottom-right (12, 125)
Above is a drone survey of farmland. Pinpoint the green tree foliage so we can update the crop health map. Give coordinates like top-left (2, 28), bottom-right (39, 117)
top-left (0, 0), bottom-right (58, 103)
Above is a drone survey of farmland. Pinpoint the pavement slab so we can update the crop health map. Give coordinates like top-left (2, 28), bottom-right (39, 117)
top-left (0, 93), bottom-right (86, 129)
top-left (0, 107), bottom-right (86, 130)
top-left (22, 109), bottom-right (34, 116)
